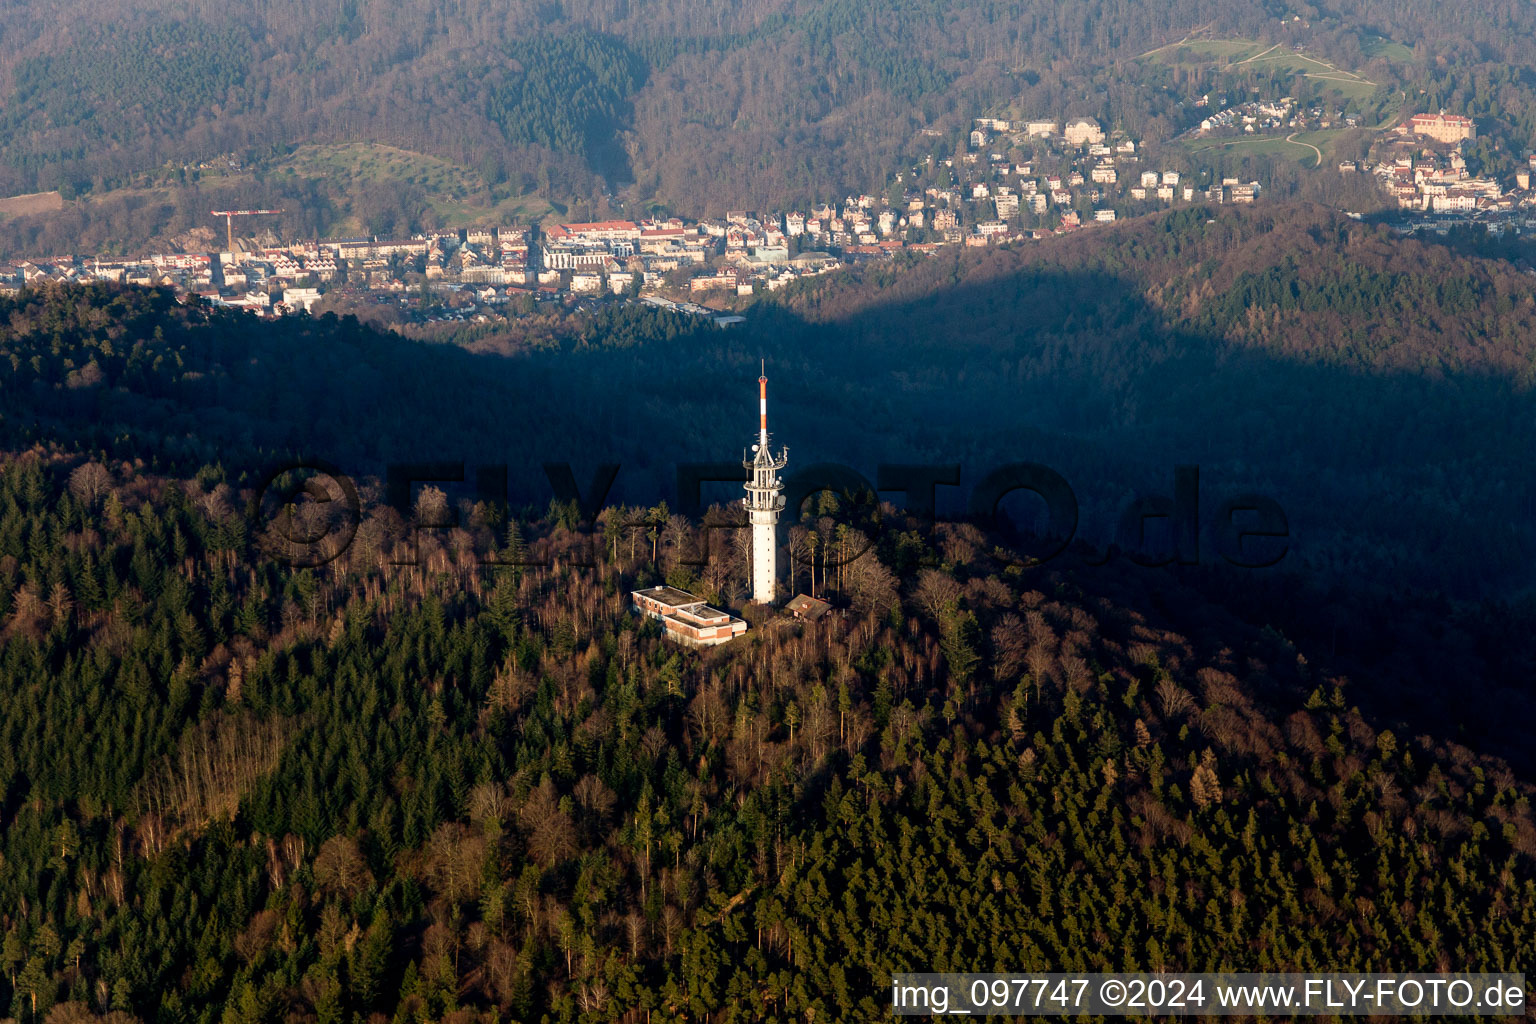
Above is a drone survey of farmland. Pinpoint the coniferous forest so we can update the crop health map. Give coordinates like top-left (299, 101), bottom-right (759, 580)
top-left (3, 0), bottom-right (1536, 1014)
top-left (2, 444), bottom-right (1533, 1024)
top-left (2, 196), bottom-right (1536, 1021)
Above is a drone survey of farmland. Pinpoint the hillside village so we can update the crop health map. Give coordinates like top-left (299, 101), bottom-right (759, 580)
top-left (1365, 112), bottom-right (1536, 221)
top-left (3, 111), bottom-right (1536, 318)
top-left (0, 115), bottom-right (1253, 318)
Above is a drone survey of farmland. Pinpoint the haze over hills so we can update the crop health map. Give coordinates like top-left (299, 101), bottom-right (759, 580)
top-left (2, 0), bottom-right (1536, 254)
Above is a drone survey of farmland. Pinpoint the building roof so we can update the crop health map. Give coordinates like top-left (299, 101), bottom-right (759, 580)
top-left (633, 585), bottom-right (702, 608)
top-left (544, 223), bottom-right (637, 245)
top-left (673, 603), bottom-right (734, 625)
top-left (1412, 112), bottom-right (1474, 126)
top-left (785, 594), bottom-right (832, 619)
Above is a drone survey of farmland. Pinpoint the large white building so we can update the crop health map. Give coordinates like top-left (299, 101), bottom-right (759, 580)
top-left (1407, 112), bottom-right (1476, 143)
top-left (743, 369), bottom-right (787, 604)
top-left (1064, 118), bottom-right (1105, 146)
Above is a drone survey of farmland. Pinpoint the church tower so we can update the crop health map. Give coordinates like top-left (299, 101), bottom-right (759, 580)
top-left (743, 365), bottom-right (787, 604)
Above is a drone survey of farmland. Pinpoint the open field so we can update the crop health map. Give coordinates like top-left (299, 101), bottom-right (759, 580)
top-left (0, 142), bottom-right (562, 257)
top-left (1142, 38), bottom-right (1265, 63)
top-left (1179, 128), bottom-right (1350, 166)
top-left (426, 193), bottom-right (561, 231)
top-left (1290, 128), bottom-right (1351, 157)
top-left (1145, 37), bottom-right (1380, 100)
top-left (61, 143), bottom-right (562, 242)
top-left (276, 144), bottom-right (560, 231)
top-left (1362, 35), bottom-right (1415, 62)
top-left (274, 143), bottom-right (487, 200)
top-left (0, 190), bottom-right (63, 218)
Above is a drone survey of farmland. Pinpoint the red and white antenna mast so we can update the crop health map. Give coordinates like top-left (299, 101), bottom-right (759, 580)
top-left (759, 359), bottom-right (769, 448)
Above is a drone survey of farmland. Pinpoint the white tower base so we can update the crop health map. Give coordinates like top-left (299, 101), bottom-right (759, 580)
top-left (750, 512), bottom-right (778, 604)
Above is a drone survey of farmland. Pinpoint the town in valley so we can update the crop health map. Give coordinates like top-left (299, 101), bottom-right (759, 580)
top-left (3, 108), bottom-right (1535, 320)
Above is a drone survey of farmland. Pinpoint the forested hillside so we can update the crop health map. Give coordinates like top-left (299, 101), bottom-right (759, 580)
top-left (4, 199), bottom-right (1536, 1021)
top-left (4, 1), bottom-right (1536, 1019)
top-left (1, 447), bottom-right (1532, 1023)
top-left (3, 0), bottom-right (1536, 248)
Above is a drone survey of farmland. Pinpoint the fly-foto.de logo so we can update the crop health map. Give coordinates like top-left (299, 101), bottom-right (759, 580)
top-left (248, 458), bottom-right (1288, 573)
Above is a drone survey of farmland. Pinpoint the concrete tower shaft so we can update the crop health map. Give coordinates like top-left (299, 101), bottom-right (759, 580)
top-left (743, 368), bottom-right (787, 604)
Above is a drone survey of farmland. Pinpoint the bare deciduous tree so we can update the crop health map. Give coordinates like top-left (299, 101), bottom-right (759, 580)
top-left (68, 462), bottom-right (112, 507)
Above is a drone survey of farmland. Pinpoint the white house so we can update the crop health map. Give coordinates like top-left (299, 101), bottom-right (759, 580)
top-left (1064, 118), bottom-right (1105, 146)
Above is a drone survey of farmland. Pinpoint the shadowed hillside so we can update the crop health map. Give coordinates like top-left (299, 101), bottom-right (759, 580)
top-left (4, 205), bottom-right (1536, 604)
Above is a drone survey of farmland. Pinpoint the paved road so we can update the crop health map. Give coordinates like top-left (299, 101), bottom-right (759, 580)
top-left (1286, 132), bottom-right (1323, 167)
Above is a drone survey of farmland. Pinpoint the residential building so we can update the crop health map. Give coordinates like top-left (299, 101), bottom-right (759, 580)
top-left (541, 244), bottom-right (610, 270)
top-left (281, 286), bottom-right (321, 312)
top-left (1064, 118), bottom-right (1105, 146)
top-left (785, 594), bottom-right (832, 620)
top-left (545, 220), bottom-right (641, 244)
top-left (1230, 182), bottom-right (1262, 204)
top-left (1406, 112), bottom-right (1476, 143)
top-left (1432, 191), bottom-right (1477, 212)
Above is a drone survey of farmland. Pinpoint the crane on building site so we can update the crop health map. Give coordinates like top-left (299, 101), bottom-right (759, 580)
top-left (211, 209), bottom-right (284, 261)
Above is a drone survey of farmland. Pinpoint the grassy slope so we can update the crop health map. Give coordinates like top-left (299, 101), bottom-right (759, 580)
top-left (1181, 133), bottom-right (1336, 165)
top-left (38, 143), bottom-right (560, 249)
top-left (1147, 36), bottom-right (1381, 100)
top-left (269, 144), bottom-right (559, 229)
top-left (1150, 35), bottom-right (1392, 167)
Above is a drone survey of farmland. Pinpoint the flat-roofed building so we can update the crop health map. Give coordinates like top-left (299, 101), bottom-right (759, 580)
top-left (632, 586), bottom-right (748, 646)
